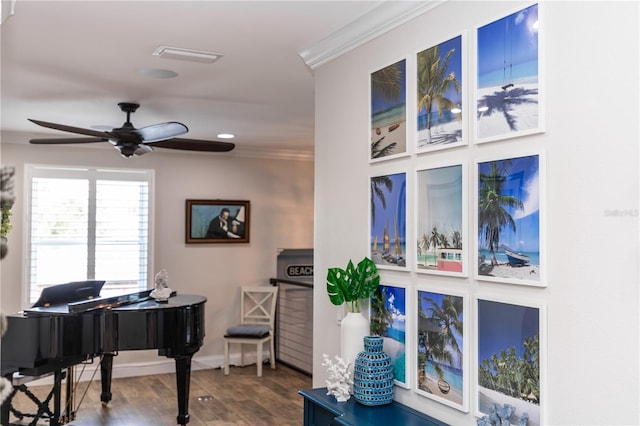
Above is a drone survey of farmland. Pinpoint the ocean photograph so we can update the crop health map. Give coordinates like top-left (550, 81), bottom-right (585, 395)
top-left (476, 3), bottom-right (540, 141)
top-left (370, 172), bottom-right (406, 268)
top-left (417, 35), bottom-right (463, 150)
top-left (417, 290), bottom-right (465, 410)
top-left (416, 164), bottom-right (464, 275)
top-left (371, 59), bottom-right (407, 160)
top-left (477, 154), bottom-right (540, 284)
top-left (477, 299), bottom-right (541, 426)
top-left (370, 285), bottom-right (407, 386)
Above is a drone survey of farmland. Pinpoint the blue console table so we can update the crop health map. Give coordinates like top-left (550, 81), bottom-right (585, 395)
top-left (299, 388), bottom-right (448, 426)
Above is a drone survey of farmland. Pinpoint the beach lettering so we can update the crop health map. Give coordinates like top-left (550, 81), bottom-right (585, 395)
top-left (286, 265), bottom-right (314, 277)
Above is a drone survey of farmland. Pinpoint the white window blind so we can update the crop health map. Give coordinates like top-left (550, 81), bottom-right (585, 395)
top-left (26, 165), bottom-right (153, 304)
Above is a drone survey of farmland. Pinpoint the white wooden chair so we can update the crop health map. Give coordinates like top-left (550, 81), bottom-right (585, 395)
top-left (223, 286), bottom-right (278, 377)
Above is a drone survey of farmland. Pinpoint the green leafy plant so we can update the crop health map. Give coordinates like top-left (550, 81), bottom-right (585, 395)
top-left (326, 257), bottom-right (380, 313)
top-left (0, 205), bottom-right (11, 238)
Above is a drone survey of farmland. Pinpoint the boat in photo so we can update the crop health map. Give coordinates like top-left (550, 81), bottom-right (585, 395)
top-left (504, 247), bottom-right (530, 266)
top-left (384, 216), bottom-right (405, 266)
top-left (438, 379), bottom-right (451, 394)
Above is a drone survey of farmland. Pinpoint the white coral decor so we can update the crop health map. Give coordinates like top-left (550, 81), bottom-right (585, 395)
top-left (322, 353), bottom-right (353, 402)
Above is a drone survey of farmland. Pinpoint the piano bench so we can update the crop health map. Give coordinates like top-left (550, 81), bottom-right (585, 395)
top-left (11, 370), bottom-right (64, 386)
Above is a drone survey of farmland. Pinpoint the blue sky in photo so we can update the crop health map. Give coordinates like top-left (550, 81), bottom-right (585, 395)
top-left (477, 154), bottom-right (539, 252)
top-left (477, 299), bottom-right (539, 365)
top-left (477, 3), bottom-right (539, 88)
top-left (371, 172), bottom-right (406, 243)
top-left (371, 59), bottom-right (406, 116)
top-left (417, 35), bottom-right (462, 113)
top-left (380, 284), bottom-right (406, 329)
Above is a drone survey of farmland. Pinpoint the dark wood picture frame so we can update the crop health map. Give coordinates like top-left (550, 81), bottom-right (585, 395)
top-left (186, 199), bottom-right (250, 243)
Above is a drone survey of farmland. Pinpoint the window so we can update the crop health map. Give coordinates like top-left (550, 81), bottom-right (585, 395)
top-left (26, 165), bottom-right (153, 304)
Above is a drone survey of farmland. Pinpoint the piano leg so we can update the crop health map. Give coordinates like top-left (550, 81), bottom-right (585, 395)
top-left (174, 355), bottom-right (192, 426)
top-left (51, 369), bottom-right (63, 426)
top-left (100, 353), bottom-right (114, 405)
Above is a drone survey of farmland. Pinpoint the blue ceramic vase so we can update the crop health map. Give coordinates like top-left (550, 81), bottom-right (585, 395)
top-left (353, 335), bottom-right (394, 406)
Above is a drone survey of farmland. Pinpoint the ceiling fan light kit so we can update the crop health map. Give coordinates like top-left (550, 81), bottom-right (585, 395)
top-left (28, 102), bottom-right (235, 158)
top-left (152, 46), bottom-right (223, 64)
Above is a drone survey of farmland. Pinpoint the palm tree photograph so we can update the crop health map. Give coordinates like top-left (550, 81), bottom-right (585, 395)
top-left (417, 35), bottom-right (463, 151)
top-left (417, 290), bottom-right (466, 410)
top-left (371, 59), bottom-right (406, 160)
top-left (416, 164), bottom-right (464, 275)
top-left (477, 299), bottom-right (541, 426)
top-left (370, 285), bottom-right (407, 386)
top-left (476, 3), bottom-right (540, 142)
top-left (477, 154), bottom-right (541, 285)
top-left (370, 172), bottom-right (406, 268)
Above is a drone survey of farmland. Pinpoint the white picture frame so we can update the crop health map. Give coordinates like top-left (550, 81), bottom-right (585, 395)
top-left (472, 3), bottom-right (545, 144)
top-left (475, 295), bottom-right (547, 426)
top-left (474, 150), bottom-right (546, 287)
top-left (415, 285), bottom-right (469, 412)
top-left (416, 32), bottom-right (468, 154)
top-left (415, 160), bottom-right (468, 277)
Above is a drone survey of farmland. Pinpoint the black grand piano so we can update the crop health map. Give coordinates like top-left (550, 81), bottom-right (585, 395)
top-left (1, 280), bottom-right (206, 426)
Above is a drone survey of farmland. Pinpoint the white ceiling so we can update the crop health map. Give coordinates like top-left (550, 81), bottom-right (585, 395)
top-left (1, 1), bottom-right (398, 159)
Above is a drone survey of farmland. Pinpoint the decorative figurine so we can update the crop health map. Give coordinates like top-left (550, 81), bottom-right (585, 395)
top-left (150, 269), bottom-right (172, 302)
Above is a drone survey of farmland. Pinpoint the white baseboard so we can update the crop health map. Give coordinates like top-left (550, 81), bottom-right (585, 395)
top-left (15, 352), bottom-right (267, 387)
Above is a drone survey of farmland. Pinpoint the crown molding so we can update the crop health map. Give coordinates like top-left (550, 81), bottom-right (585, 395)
top-left (298, 0), bottom-right (446, 70)
top-left (1, 0), bottom-right (17, 25)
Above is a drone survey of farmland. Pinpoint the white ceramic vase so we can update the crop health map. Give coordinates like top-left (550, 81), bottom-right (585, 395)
top-left (340, 310), bottom-right (369, 368)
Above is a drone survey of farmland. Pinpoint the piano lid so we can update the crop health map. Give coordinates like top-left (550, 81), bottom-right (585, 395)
top-left (24, 290), bottom-right (160, 316)
top-left (31, 280), bottom-right (106, 308)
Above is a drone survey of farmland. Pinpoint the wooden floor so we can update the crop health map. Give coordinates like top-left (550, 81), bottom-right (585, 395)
top-left (7, 363), bottom-right (312, 426)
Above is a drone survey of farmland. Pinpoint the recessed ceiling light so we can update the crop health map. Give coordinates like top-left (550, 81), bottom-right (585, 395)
top-left (217, 133), bottom-right (235, 139)
top-left (153, 46), bottom-right (223, 64)
top-left (138, 68), bottom-right (178, 79)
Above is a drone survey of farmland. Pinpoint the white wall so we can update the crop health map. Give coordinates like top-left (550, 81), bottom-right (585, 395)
top-left (0, 141), bottom-right (314, 371)
top-left (313, 1), bottom-right (639, 425)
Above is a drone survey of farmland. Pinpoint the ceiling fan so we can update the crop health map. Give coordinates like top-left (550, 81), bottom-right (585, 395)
top-left (28, 102), bottom-right (235, 158)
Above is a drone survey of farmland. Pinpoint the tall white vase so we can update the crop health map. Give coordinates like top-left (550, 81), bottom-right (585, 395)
top-left (340, 311), bottom-right (369, 368)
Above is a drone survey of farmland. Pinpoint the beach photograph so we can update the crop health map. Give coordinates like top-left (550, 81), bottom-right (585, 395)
top-left (477, 154), bottom-right (541, 285)
top-left (477, 299), bottom-right (541, 426)
top-left (476, 3), bottom-right (540, 142)
top-left (416, 164), bottom-right (464, 275)
top-left (417, 290), bottom-right (466, 411)
top-left (371, 59), bottom-right (407, 160)
top-left (417, 35), bottom-right (464, 151)
top-left (370, 284), bottom-right (407, 387)
top-left (370, 172), bottom-right (406, 268)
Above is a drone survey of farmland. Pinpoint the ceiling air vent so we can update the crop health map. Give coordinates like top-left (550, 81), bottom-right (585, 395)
top-left (152, 46), bottom-right (223, 64)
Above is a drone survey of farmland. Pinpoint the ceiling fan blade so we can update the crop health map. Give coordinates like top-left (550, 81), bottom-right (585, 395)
top-left (28, 119), bottom-right (112, 139)
top-left (30, 137), bottom-right (108, 145)
top-left (134, 122), bottom-right (188, 143)
top-left (147, 137), bottom-right (235, 152)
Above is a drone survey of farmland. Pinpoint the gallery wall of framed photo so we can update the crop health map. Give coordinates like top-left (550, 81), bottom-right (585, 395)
top-left (314, 1), bottom-right (639, 425)
top-left (365, 2), bottom-right (547, 424)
